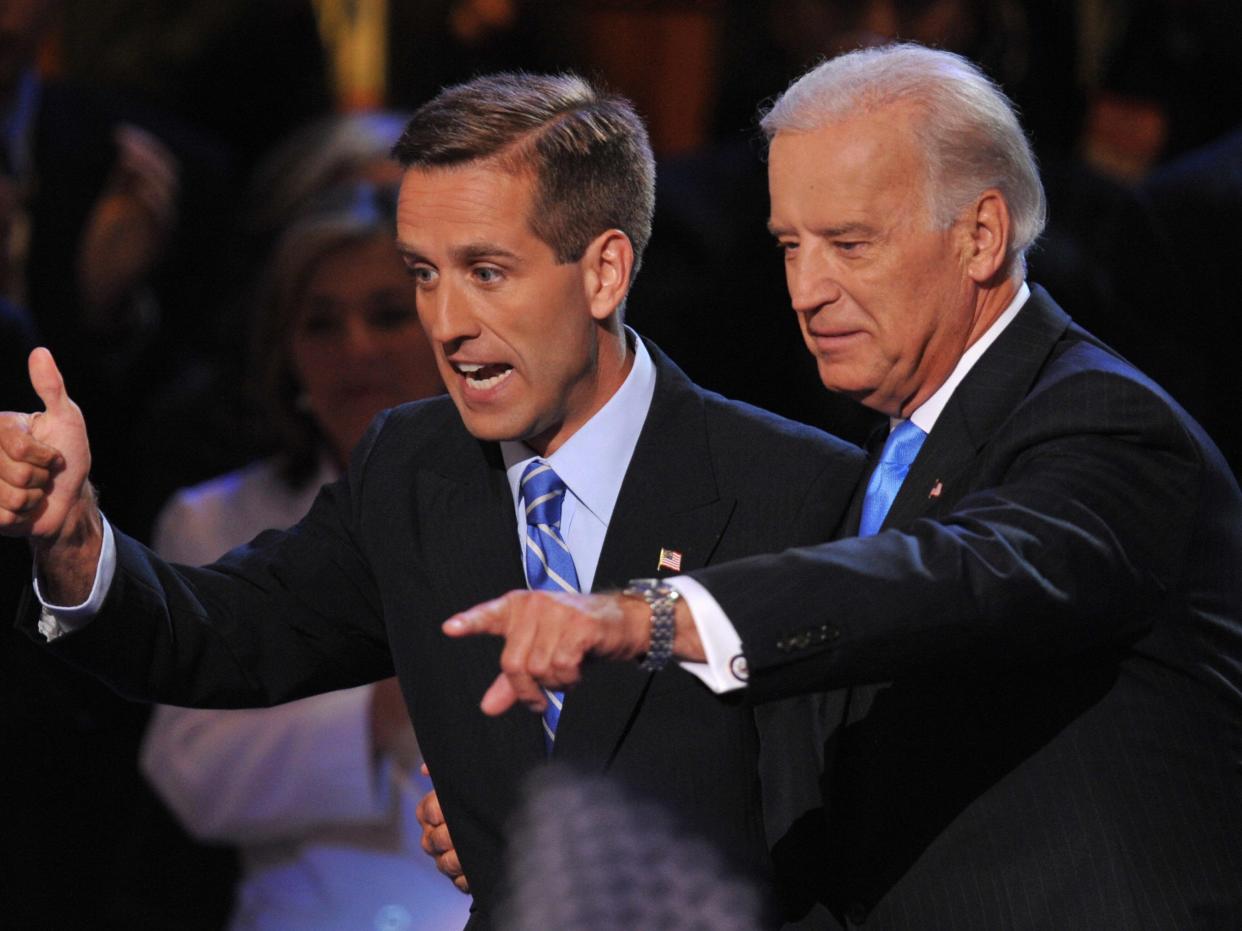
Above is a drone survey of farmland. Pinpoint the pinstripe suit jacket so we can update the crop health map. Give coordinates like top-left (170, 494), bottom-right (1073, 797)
top-left (694, 287), bottom-right (1242, 929)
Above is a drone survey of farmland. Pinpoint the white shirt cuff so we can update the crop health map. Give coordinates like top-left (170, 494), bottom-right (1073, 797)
top-left (665, 575), bottom-right (748, 693)
top-left (35, 517), bottom-right (117, 641)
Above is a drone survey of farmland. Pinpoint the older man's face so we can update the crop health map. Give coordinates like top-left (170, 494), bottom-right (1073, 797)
top-left (767, 105), bottom-right (979, 417)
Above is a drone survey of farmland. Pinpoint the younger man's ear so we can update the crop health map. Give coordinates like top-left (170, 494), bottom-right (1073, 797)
top-left (584, 230), bottom-right (634, 320)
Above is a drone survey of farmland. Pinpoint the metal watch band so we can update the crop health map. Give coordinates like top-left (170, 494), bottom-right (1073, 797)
top-left (623, 578), bottom-right (680, 672)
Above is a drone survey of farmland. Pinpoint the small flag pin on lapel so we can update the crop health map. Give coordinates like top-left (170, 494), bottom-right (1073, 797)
top-left (929, 480), bottom-right (944, 499)
top-left (657, 548), bottom-right (683, 572)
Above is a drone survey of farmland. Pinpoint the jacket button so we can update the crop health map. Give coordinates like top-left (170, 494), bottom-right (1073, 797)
top-left (846, 903), bottom-right (868, 925)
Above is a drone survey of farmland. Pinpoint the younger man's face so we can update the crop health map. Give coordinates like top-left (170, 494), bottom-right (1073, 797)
top-left (397, 162), bottom-right (616, 456)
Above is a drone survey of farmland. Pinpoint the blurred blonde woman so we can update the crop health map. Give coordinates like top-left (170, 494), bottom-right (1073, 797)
top-left (141, 181), bottom-right (468, 931)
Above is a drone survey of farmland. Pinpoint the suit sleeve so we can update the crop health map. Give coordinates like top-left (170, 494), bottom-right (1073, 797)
top-left (16, 414), bottom-right (398, 708)
top-left (676, 440), bottom-right (866, 691)
top-left (691, 370), bottom-right (1204, 701)
top-left (138, 467), bottom-right (396, 845)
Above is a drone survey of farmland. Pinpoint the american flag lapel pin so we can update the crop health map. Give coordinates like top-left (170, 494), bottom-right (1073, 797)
top-left (657, 548), bottom-right (683, 572)
top-left (929, 480), bottom-right (944, 499)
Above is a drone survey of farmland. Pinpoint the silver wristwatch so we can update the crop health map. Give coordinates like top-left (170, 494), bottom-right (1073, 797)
top-left (622, 578), bottom-right (680, 671)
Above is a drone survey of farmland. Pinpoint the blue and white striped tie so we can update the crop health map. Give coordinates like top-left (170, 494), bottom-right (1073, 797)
top-left (520, 460), bottom-right (581, 753)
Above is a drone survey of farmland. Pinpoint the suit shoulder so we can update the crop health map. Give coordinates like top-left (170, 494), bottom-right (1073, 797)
top-left (699, 390), bottom-right (864, 473)
top-left (1019, 326), bottom-right (1229, 474)
top-left (691, 390), bottom-right (864, 542)
top-left (1039, 327), bottom-right (1195, 428)
top-left (363, 396), bottom-right (464, 455)
top-left (344, 396), bottom-right (470, 497)
top-left (383, 394), bottom-right (462, 430)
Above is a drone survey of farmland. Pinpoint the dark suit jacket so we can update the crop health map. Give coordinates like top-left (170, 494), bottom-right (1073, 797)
top-left (22, 341), bottom-right (863, 926)
top-left (693, 287), bottom-right (1242, 928)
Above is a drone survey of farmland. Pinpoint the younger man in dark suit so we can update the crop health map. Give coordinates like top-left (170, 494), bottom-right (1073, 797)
top-left (453, 45), bottom-right (1242, 928)
top-left (1, 73), bottom-right (862, 927)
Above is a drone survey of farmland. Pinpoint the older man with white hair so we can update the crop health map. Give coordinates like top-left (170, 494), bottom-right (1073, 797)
top-left (450, 44), bottom-right (1242, 929)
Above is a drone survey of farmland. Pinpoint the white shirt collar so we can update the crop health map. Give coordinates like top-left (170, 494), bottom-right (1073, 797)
top-left (501, 330), bottom-right (656, 525)
top-left (905, 281), bottom-right (1030, 434)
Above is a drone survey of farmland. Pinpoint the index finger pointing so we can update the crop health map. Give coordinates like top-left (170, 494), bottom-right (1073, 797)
top-left (442, 595), bottom-right (511, 637)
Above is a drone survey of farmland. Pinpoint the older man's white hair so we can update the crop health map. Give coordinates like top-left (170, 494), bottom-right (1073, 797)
top-left (761, 43), bottom-right (1047, 272)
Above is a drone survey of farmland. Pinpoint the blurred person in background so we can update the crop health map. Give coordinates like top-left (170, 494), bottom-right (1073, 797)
top-left (1079, 0), bottom-right (1242, 184)
top-left (134, 110), bottom-right (417, 560)
top-left (1, 0), bottom-right (180, 353)
top-left (1, 0), bottom-right (237, 542)
top-left (4, 10), bottom-right (235, 920)
top-left (245, 110), bottom-right (411, 243)
top-left (56, 0), bottom-right (329, 179)
top-left (140, 181), bottom-right (466, 931)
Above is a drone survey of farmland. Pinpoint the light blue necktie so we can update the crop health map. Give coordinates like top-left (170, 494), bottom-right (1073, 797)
top-left (520, 460), bottom-right (581, 753)
top-left (858, 420), bottom-right (927, 536)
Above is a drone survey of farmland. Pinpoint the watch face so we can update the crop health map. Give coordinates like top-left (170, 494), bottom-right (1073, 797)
top-left (624, 578), bottom-right (662, 597)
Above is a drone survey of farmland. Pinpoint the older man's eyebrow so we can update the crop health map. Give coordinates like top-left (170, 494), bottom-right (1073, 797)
top-left (766, 220), bottom-right (880, 239)
top-left (828, 222), bottom-right (879, 237)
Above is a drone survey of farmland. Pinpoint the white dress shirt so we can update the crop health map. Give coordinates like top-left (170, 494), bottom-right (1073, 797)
top-left (676, 283), bottom-right (1032, 692)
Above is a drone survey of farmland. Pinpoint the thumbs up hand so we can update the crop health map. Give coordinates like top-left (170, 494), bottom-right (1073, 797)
top-left (1, 349), bottom-right (102, 603)
top-left (0, 348), bottom-right (93, 539)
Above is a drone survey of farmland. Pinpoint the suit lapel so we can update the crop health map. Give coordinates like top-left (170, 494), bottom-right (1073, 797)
top-left (416, 427), bottom-right (546, 768)
top-left (882, 287), bottom-right (1072, 531)
top-left (555, 342), bottom-right (736, 769)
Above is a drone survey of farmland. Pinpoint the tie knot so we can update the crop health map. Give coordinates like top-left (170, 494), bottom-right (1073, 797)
top-left (880, 419), bottom-right (926, 469)
top-left (521, 460), bottom-right (568, 527)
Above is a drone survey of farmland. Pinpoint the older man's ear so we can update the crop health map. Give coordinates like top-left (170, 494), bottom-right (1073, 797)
top-left (964, 188), bottom-right (1014, 285)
